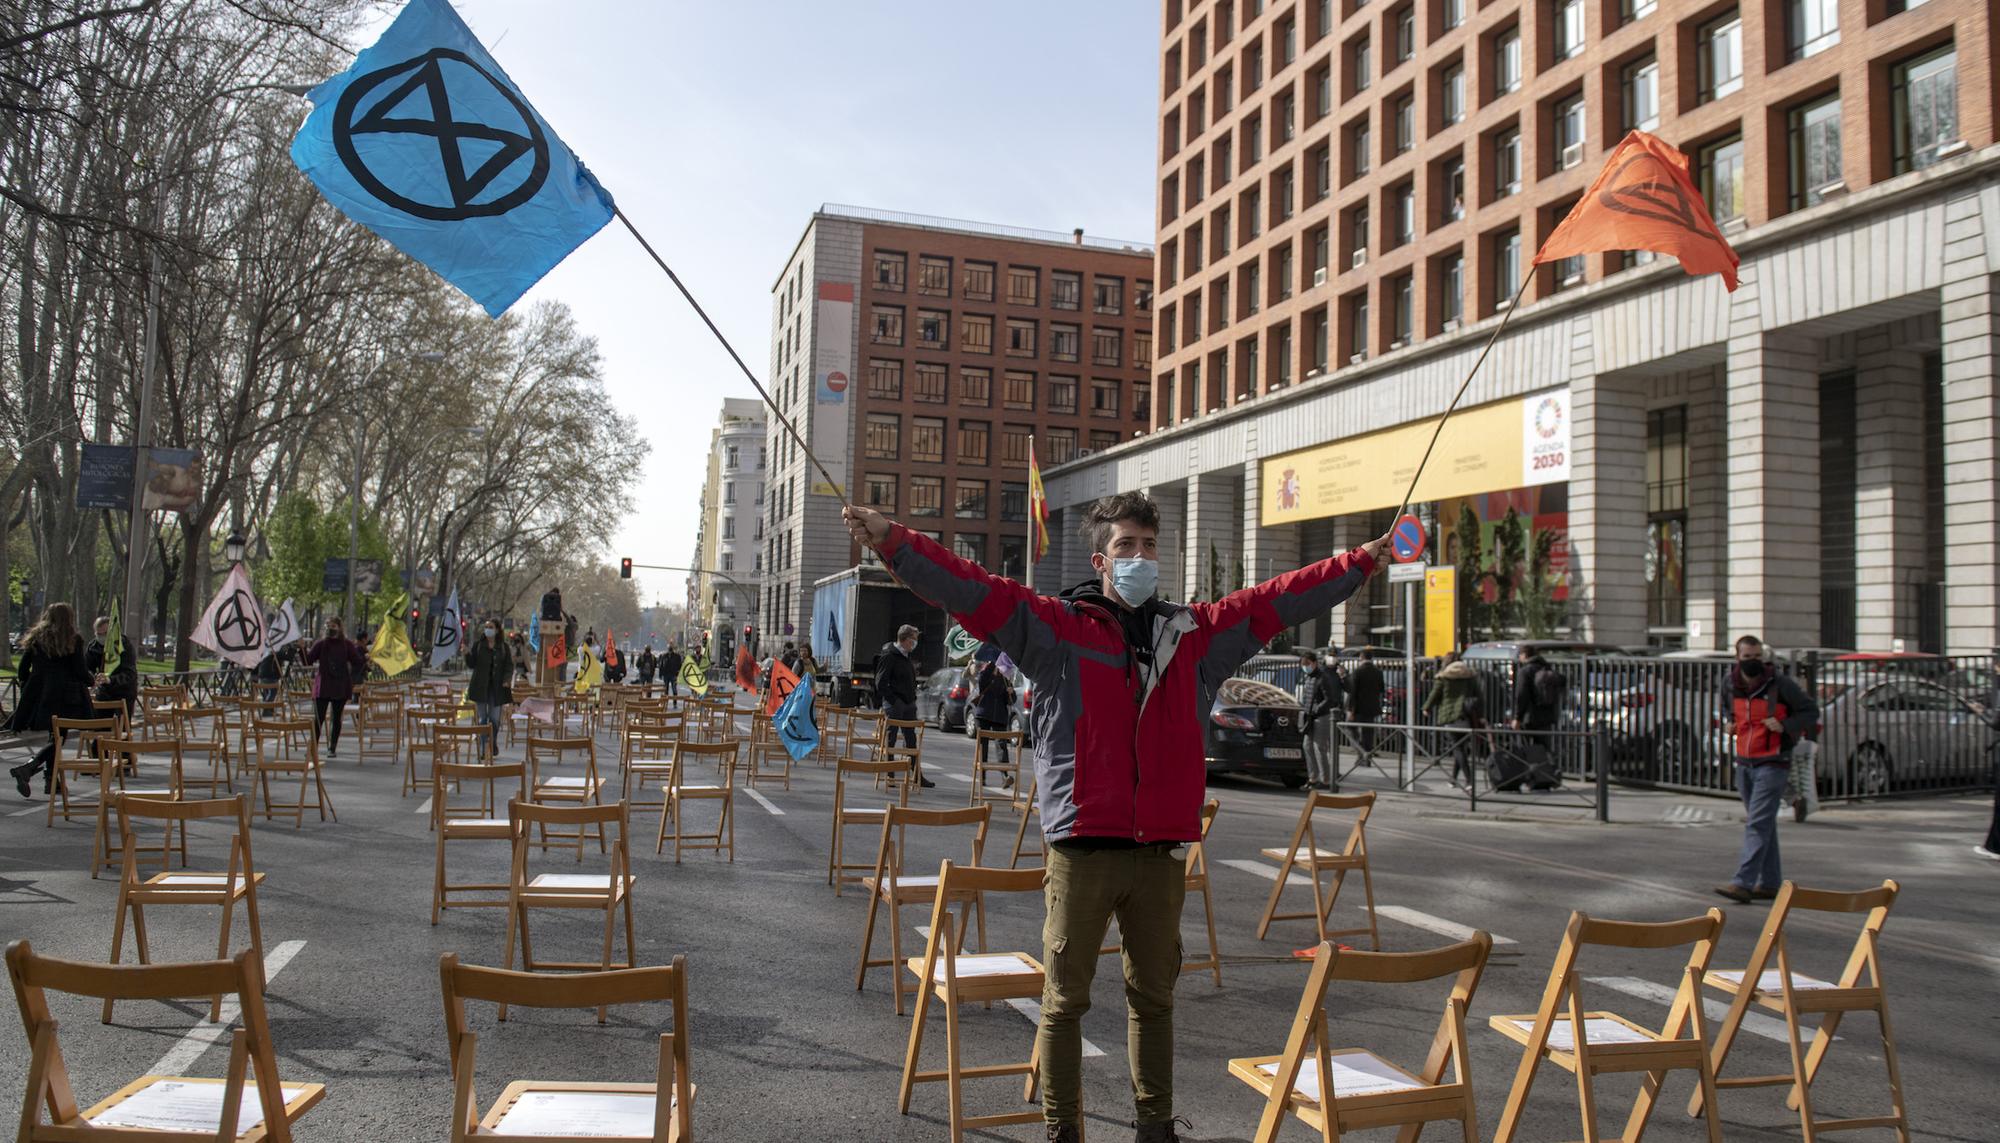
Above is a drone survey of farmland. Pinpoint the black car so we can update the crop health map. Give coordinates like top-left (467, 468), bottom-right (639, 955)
top-left (915, 667), bottom-right (972, 732)
top-left (1205, 677), bottom-right (1309, 788)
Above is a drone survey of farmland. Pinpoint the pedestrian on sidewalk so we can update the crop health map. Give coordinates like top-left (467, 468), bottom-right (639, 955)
top-left (1297, 648), bottom-right (1342, 791)
top-left (302, 618), bottom-right (366, 759)
top-left (1348, 648), bottom-right (1384, 758)
top-left (1424, 658), bottom-right (1484, 789)
top-left (466, 619), bottom-right (512, 759)
top-left (7, 603), bottom-right (94, 798)
top-left (972, 658), bottom-right (1016, 787)
top-left (844, 493), bottom-right (1388, 1143)
top-left (662, 643), bottom-right (684, 695)
top-left (1716, 634), bottom-right (1819, 903)
top-left (1510, 645), bottom-right (1564, 754)
top-left (874, 625), bottom-right (934, 788)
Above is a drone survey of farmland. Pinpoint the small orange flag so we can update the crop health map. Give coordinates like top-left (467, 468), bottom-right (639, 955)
top-left (734, 644), bottom-right (757, 691)
top-left (1534, 130), bottom-right (1740, 291)
top-left (764, 660), bottom-right (801, 716)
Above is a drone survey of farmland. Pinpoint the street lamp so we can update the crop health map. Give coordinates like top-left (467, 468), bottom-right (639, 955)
top-left (223, 530), bottom-right (246, 565)
top-left (344, 349), bottom-right (446, 630)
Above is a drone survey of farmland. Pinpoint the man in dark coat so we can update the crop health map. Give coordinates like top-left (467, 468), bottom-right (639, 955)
top-left (1297, 649), bottom-right (1343, 791)
top-left (875, 624), bottom-right (932, 787)
top-left (637, 645), bottom-right (657, 685)
top-left (662, 643), bottom-right (685, 695)
top-left (972, 659), bottom-right (1017, 787)
top-left (1347, 648), bottom-right (1385, 758)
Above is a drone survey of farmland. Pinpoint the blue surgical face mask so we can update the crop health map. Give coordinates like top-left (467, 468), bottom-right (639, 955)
top-left (1109, 556), bottom-right (1159, 607)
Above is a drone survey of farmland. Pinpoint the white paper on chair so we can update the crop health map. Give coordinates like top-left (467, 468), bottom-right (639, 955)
top-left (90, 1079), bottom-right (307, 1134)
top-left (1258, 1052), bottom-right (1423, 1101)
top-left (530, 873), bottom-right (613, 889)
top-left (1711, 969), bottom-right (1834, 992)
top-left (156, 874), bottom-right (232, 886)
top-left (1508, 1017), bottom-right (1651, 1051)
top-left (935, 953), bottom-right (1034, 978)
top-left (492, 1090), bottom-right (659, 1136)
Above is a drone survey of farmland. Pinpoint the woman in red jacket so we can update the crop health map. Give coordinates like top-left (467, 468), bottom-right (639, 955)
top-left (301, 618), bottom-right (367, 758)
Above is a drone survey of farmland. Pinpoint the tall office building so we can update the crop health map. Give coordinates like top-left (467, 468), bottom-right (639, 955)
top-left (689, 398), bottom-right (765, 658)
top-left (760, 206), bottom-right (1155, 643)
top-left (1040, 0), bottom-right (1999, 653)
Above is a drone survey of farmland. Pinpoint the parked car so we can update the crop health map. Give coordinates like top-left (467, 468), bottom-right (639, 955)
top-left (1205, 676), bottom-right (1308, 788)
top-left (1816, 678), bottom-right (1994, 796)
top-left (915, 666), bottom-right (972, 732)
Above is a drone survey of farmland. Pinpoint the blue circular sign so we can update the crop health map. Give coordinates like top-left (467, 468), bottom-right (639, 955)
top-left (1391, 514), bottom-right (1428, 562)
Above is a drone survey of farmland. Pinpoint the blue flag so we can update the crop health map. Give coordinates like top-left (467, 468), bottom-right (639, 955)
top-left (290, 0), bottom-right (615, 317)
top-left (775, 672), bottom-right (820, 761)
top-left (526, 616), bottom-right (539, 653)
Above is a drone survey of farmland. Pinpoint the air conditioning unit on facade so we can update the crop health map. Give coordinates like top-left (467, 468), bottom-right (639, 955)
top-left (1561, 142), bottom-right (1583, 168)
top-left (1442, 318), bottom-right (1461, 332)
top-left (1313, 266), bottom-right (1328, 287)
top-left (1349, 351), bottom-right (1367, 364)
top-left (1388, 338), bottom-right (1407, 351)
top-left (1351, 249), bottom-right (1367, 269)
top-left (1077, 448), bottom-right (1095, 458)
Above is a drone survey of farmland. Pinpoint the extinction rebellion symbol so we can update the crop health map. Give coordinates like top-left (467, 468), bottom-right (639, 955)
top-left (212, 590), bottom-right (264, 654)
top-left (333, 48), bottom-right (550, 221)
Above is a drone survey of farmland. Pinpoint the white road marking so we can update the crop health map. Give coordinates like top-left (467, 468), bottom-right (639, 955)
top-left (1221, 858), bottom-right (1314, 887)
top-left (11, 802), bottom-right (49, 817)
top-left (1008, 998), bottom-right (1105, 1057)
top-left (942, 773), bottom-right (972, 784)
top-left (1375, 906), bottom-right (1518, 947)
top-left (413, 797), bottom-right (433, 816)
top-left (1585, 975), bottom-right (1833, 1044)
top-left (149, 940), bottom-right (307, 1075)
top-left (745, 789), bottom-right (785, 816)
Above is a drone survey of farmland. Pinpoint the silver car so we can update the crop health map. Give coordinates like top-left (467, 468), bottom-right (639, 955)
top-left (1816, 678), bottom-right (1993, 797)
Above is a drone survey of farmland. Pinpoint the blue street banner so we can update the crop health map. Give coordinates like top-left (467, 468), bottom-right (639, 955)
top-left (774, 672), bottom-right (820, 761)
top-left (290, 0), bottom-right (616, 317)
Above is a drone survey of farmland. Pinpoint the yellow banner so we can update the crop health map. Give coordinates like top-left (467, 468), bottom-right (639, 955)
top-left (1261, 388), bottom-right (1570, 526)
top-left (1424, 568), bottom-right (1457, 658)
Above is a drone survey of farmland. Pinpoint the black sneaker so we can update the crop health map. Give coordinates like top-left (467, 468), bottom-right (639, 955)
top-left (919, 776), bottom-right (936, 788)
top-left (10, 765), bottom-right (31, 799)
top-left (1046, 1125), bottom-right (1080, 1143)
top-left (1135, 1116), bottom-right (1194, 1143)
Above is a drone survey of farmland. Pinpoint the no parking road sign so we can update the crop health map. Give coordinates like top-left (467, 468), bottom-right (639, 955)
top-left (1391, 513), bottom-right (1428, 562)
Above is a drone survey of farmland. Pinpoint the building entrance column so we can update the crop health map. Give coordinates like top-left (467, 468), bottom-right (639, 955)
top-left (1568, 370), bottom-right (1649, 645)
top-left (1853, 334), bottom-right (1929, 650)
top-left (1724, 327), bottom-right (1823, 647)
top-left (1942, 267), bottom-right (2000, 654)
top-left (1184, 471), bottom-right (1241, 601)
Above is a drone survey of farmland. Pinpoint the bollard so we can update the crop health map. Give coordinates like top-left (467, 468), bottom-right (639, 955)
top-left (1594, 727), bottom-right (1611, 822)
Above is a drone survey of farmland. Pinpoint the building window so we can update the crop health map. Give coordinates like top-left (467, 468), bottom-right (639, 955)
top-left (868, 358), bottom-right (902, 400)
top-left (1699, 134), bottom-right (1746, 223)
top-left (1136, 280), bottom-right (1153, 311)
top-left (1003, 370), bottom-right (1036, 410)
top-left (1393, 5), bottom-right (1414, 63)
top-left (1315, 65), bottom-right (1332, 118)
top-left (1005, 319), bottom-right (1037, 357)
top-left (1622, 56), bottom-right (1659, 131)
top-left (917, 308), bottom-right (948, 349)
top-left (1001, 424), bottom-right (1032, 464)
top-left (864, 413), bottom-right (900, 460)
top-left (1391, 274), bottom-right (1413, 345)
top-left (1393, 94), bottom-right (1414, 153)
top-left (958, 419), bottom-right (991, 465)
top-left (1246, 184), bottom-right (1264, 233)
top-left (954, 533), bottom-right (987, 564)
top-left (1048, 375), bottom-right (1080, 415)
top-left (909, 475), bottom-right (943, 517)
top-left (1786, 0), bottom-right (1838, 61)
top-left (1311, 145), bottom-right (1330, 201)
top-left (1051, 323), bottom-right (1081, 362)
top-left (1051, 271), bottom-right (1083, 311)
top-left (1006, 266), bottom-right (1039, 306)
top-left (1045, 428), bottom-right (1078, 463)
top-left (1245, 262), bottom-right (1262, 313)
top-left (1441, 253), bottom-right (1464, 327)
top-left (1134, 331), bottom-right (1153, 368)
top-left (1277, 164), bottom-right (1296, 219)
top-left (1310, 225), bottom-right (1330, 282)
top-left (1000, 482), bottom-right (1028, 523)
top-left (1092, 327), bottom-right (1122, 366)
top-left (871, 305), bottom-right (904, 345)
top-left (1349, 206), bottom-right (1370, 265)
top-left (1698, 12), bottom-right (1743, 102)
top-left (1555, 94), bottom-right (1586, 168)
top-left (1353, 35), bottom-right (1372, 92)
top-left (1646, 404), bottom-right (1688, 629)
top-left (964, 260), bottom-right (996, 300)
top-left (955, 479), bottom-right (988, 519)
top-left (1392, 182), bottom-right (1415, 246)
top-left (723, 480), bottom-right (735, 504)
top-left (1495, 27), bottom-right (1521, 94)
top-left (864, 473), bottom-right (896, 511)
top-left (1789, 94), bottom-right (1843, 209)
top-left (1090, 429), bottom-right (1119, 451)
top-left (1279, 14), bottom-right (1297, 63)
top-left (917, 255), bottom-right (952, 296)
top-left (1345, 294), bottom-right (1367, 358)
top-left (962, 313), bottom-right (993, 354)
top-left (1442, 157), bottom-right (1466, 221)
top-left (1494, 127), bottom-right (1522, 197)
top-left (1276, 243), bottom-right (1294, 300)
top-left (1093, 276), bottom-right (1123, 314)
top-left (1352, 120), bottom-right (1372, 176)
top-left (911, 417), bottom-right (946, 464)
top-left (873, 251), bottom-right (906, 291)
top-left (725, 445), bottom-right (739, 470)
top-left (1554, 0), bottom-right (1584, 60)
top-left (1494, 227), bottom-right (1521, 303)
top-left (959, 366), bottom-right (992, 407)
top-left (1091, 378), bottom-right (1121, 417)
top-left (1622, 0), bottom-right (1656, 21)
top-left (1893, 46), bottom-right (1959, 173)
top-left (1441, 63), bottom-right (1465, 125)
top-left (1278, 89), bottom-right (1295, 141)
top-left (1274, 323), bottom-right (1294, 385)
top-left (1133, 380), bottom-right (1153, 422)
top-left (914, 362), bottom-right (947, 403)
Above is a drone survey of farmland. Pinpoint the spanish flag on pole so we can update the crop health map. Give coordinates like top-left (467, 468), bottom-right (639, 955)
top-left (1028, 436), bottom-right (1051, 563)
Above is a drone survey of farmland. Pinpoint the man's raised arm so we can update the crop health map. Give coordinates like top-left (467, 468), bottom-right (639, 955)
top-left (1194, 536), bottom-right (1393, 685)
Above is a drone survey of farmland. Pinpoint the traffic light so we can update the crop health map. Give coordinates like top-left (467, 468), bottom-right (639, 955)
top-left (619, 557), bottom-right (633, 579)
top-left (408, 605), bottom-right (420, 623)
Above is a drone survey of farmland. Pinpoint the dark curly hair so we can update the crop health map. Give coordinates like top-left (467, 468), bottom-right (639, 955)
top-left (1081, 492), bottom-right (1161, 555)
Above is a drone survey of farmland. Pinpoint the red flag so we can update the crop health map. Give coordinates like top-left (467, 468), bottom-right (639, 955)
top-left (544, 633), bottom-right (567, 669)
top-left (764, 660), bottom-right (801, 716)
top-left (1534, 130), bottom-right (1740, 291)
top-left (734, 644), bottom-right (757, 691)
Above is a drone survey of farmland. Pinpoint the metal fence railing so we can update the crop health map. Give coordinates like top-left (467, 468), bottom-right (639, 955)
top-left (1330, 720), bottom-right (1612, 820)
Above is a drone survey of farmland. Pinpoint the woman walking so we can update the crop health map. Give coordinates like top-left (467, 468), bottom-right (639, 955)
top-left (7, 603), bottom-right (95, 797)
top-left (302, 618), bottom-right (367, 758)
top-left (1423, 658), bottom-right (1485, 789)
top-left (466, 620), bottom-right (512, 759)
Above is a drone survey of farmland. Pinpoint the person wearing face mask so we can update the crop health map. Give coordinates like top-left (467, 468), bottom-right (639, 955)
top-left (1296, 649), bottom-right (1342, 791)
top-left (466, 618), bottom-right (513, 759)
top-left (874, 624), bottom-right (935, 788)
top-left (844, 493), bottom-right (1389, 1143)
top-left (1716, 634), bottom-right (1818, 904)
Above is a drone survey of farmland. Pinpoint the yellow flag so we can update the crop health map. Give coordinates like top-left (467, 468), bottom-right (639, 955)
top-left (371, 595), bottom-right (419, 677)
top-left (573, 644), bottom-right (603, 693)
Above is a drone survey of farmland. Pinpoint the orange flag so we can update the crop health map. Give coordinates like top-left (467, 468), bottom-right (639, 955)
top-left (604, 628), bottom-right (618, 668)
top-left (1534, 130), bottom-right (1740, 291)
top-left (764, 660), bottom-right (801, 716)
top-left (734, 644), bottom-right (757, 691)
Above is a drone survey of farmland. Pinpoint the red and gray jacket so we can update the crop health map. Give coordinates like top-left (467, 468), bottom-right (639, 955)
top-left (878, 525), bottom-right (1376, 844)
top-left (1719, 666), bottom-right (1819, 764)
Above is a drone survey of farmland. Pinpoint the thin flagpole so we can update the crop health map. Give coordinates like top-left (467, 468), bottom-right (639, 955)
top-left (1389, 267), bottom-right (1537, 527)
top-left (613, 207), bottom-right (851, 507)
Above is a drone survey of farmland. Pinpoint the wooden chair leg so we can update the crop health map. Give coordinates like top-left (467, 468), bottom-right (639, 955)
top-left (1199, 880), bottom-right (1222, 987)
top-left (1358, 860), bottom-right (1381, 950)
top-left (210, 897), bottom-right (235, 1022)
top-left (887, 900), bottom-right (907, 1016)
top-left (944, 984), bottom-right (966, 1143)
top-left (1876, 1006), bottom-right (1911, 1142)
top-left (1254, 856), bottom-right (1292, 940)
top-left (898, 971), bottom-right (931, 1113)
top-left (856, 887), bottom-right (883, 996)
top-left (103, 899), bottom-right (129, 1024)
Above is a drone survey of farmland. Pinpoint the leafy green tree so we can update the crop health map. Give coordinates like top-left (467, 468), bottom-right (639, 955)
top-left (1491, 507), bottom-right (1528, 637)
top-left (1521, 527), bottom-right (1564, 638)
top-left (1451, 503), bottom-right (1485, 643)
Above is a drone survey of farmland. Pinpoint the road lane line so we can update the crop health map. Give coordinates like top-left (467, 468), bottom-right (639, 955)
top-left (413, 797), bottom-right (433, 816)
top-left (1220, 858), bottom-right (1314, 887)
top-left (1007, 998), bottom-right (1105, 1057)
top-left (1375, 905), bottom-right (1518, 947)
top-left (11, 803), bottom-right (48, 817)
top-left (1585, 975), bottom-right (1832, 1043)
top-left (148, 940), bottom-right (306, 1075)
top-left (745, 789), bottom-right (785, 816)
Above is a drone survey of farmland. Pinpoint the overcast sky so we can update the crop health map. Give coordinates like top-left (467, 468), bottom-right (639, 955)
top-left (394, 1), bottom-right (1161, 609)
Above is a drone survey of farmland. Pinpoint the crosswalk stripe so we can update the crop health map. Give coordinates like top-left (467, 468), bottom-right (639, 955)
top-left (413, 797), bottom-right (433, 816)
top-left (1220, 858), bottom-right (1314, 887)
top-left (1007, 998), bottom-right (1105, 1058)
top-left (150, 940), bottom-right (307, 1075)
top-left (1585, 975), bottom-right (1833, 1043)
top-left (1375, 905), bottom-right (1518, 947)
top-left (745, 789), bottom-right (785, 816)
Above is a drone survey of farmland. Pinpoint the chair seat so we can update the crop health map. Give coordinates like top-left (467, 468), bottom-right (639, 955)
top-left (843, 807), bottom-right (889, 820)
top-left (84, 1076), bottom-right (322, 1136)
top-left (122, 787), bottom-right (176, 797)
top-left (485, 1081), bottom-right (682, 1136)
top-left (1233, 1048), bottom-right (1432, 1103)
top-left (673, 783), bottom-right (725, 792)
top-left (528, 873), bottom-right (623, 890)
top-left (1707, 968), bottom-right (1836, 993)
top-left (145, 871), bottom-right (265, 889)
top-left (1262, 846), bottom-right (1359, 863)
top-left (443, 818), bottom-right (514, 838)
top-left (869, 873), bottom-right (941, 890)
top-left (1490, 1011), bottom-right (1659, 1052)
top-left (905, 951), bottom-right (1043, 982)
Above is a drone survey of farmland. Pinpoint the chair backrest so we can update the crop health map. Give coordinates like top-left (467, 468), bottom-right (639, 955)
top-left (50, 716), bottom-right (121, 760)
top-left (435, 762), bottom-right (527, 821)
top-left (252, 718), bottom-right (317, 764)
top-left (88, 699), bottom-right (130, 733)
top-left (526, 736), bottom-right (598, 787)
top-left (98, 738), bottom-right (185, 792)
top-left (910, 861), bottom-right (1046, 986)
top-left (1187, 798), bottom-right (1220, 876)
top-left (671, 739), bottom-right (739, 787)
top-left (877, 805), bottom-right (992, 878)
top-left (115, 794), bottom-right (255, 888)
top-left (1530, 909), bottom-right (1726, 1049)
top-left (432, 724), bottom-right (491, 764)
top-left (1291, 790), bottom-right (1375, 859)
top-left (1734, 880), bottom-right (1899, 999)
top-left (172, 707), bottom-right (229, 747)
top-left (835, 756), bottom-right (916, 809)
top-left (507, 798), bottom-right (631, 882)
top-left (438, 953), bottom-right (691, 1140)
top-left (8, 940), bottom-right (293, 1140)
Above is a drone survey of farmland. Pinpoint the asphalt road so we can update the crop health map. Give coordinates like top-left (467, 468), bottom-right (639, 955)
top-left (2, 698), bottom-right (1994, 1142)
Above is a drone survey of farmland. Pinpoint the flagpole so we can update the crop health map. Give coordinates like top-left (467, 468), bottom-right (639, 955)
top-left (1388, 267), bottom-right (1536, 527)
top-left (1026, 434), bottom-right (1035, 594)
top-left (612, 208), bottom-right (851, 507)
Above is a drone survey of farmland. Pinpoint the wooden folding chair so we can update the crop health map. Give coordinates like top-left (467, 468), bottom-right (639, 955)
top-left (897, 862), bottom-right (1049, 1142)
top-left (746, 738), bottom-right (793, 791)
top-left (656, 739), bottom-right (737, 863)
top-left (856, 805), bottom-right (992, 1014)
top-left (1255, 791), bottom-right (1381, 950)
top-left (970, 728), bottom-right (1025, 807)
top-left (405, 704), bottom-right (471, 794)
top-left (137, 683), bottom-right (188, 735)
top-left (527, 735), bottom-right (607, 859)
top-left (1230, 934), bottom-right (1492, 1143)
top-left (91, 738), bottom-right (185, 878)
top-left (433, 762), bottom-right (529, 924)
top-left (821, 705), bottom-right (852, 761)
top-left (829, 757), bottom-right (916, 894)
top-left (8, 941), bottom-right (324, 1142)
top-left (105, 794), bottom-right (264, 1024)
top-left (502, 799), bottom-right (638, 1022)
top-left (620, 716), bottom-right (683, 814)
top-left (251, 718), bottom-right (334, 827)
top-left (428, 724), bottom-right (493, 800)
top-left (883, 717), bottom-right (927, 789)
top-left (45, 715), bottom-right (121, 828)
top-left (1691, 880), bottom-right (1908, 1141)
top-left (1007, 773), bottom-right (1045, 869)
top-left (1183, 799), bottom-right (1224, 986)
top-left (354, 692), bottom-right (403, 767)
top-left (440, 954), bottom-right (693, 1141)
top-left (171, 706), bottom-right (235, 798)
top-left (1490, 909), bottom-right (1728, 1143)
top-left (848, 709), bottom-right (886, 759)
top-left (231, 698), bottom-right (287, 778)
top-left (89, 697), bottom-right (131, 735)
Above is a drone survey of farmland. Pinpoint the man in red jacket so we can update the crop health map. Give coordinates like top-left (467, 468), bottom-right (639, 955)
top-left (845, 493), bottom-right (1388, 1142)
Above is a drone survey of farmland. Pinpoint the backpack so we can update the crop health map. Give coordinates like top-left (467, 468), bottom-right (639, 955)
top-left (1488, 741), bottom-right (1562, 792)
top-left (1531, 662), bottom-right (1567, 710)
